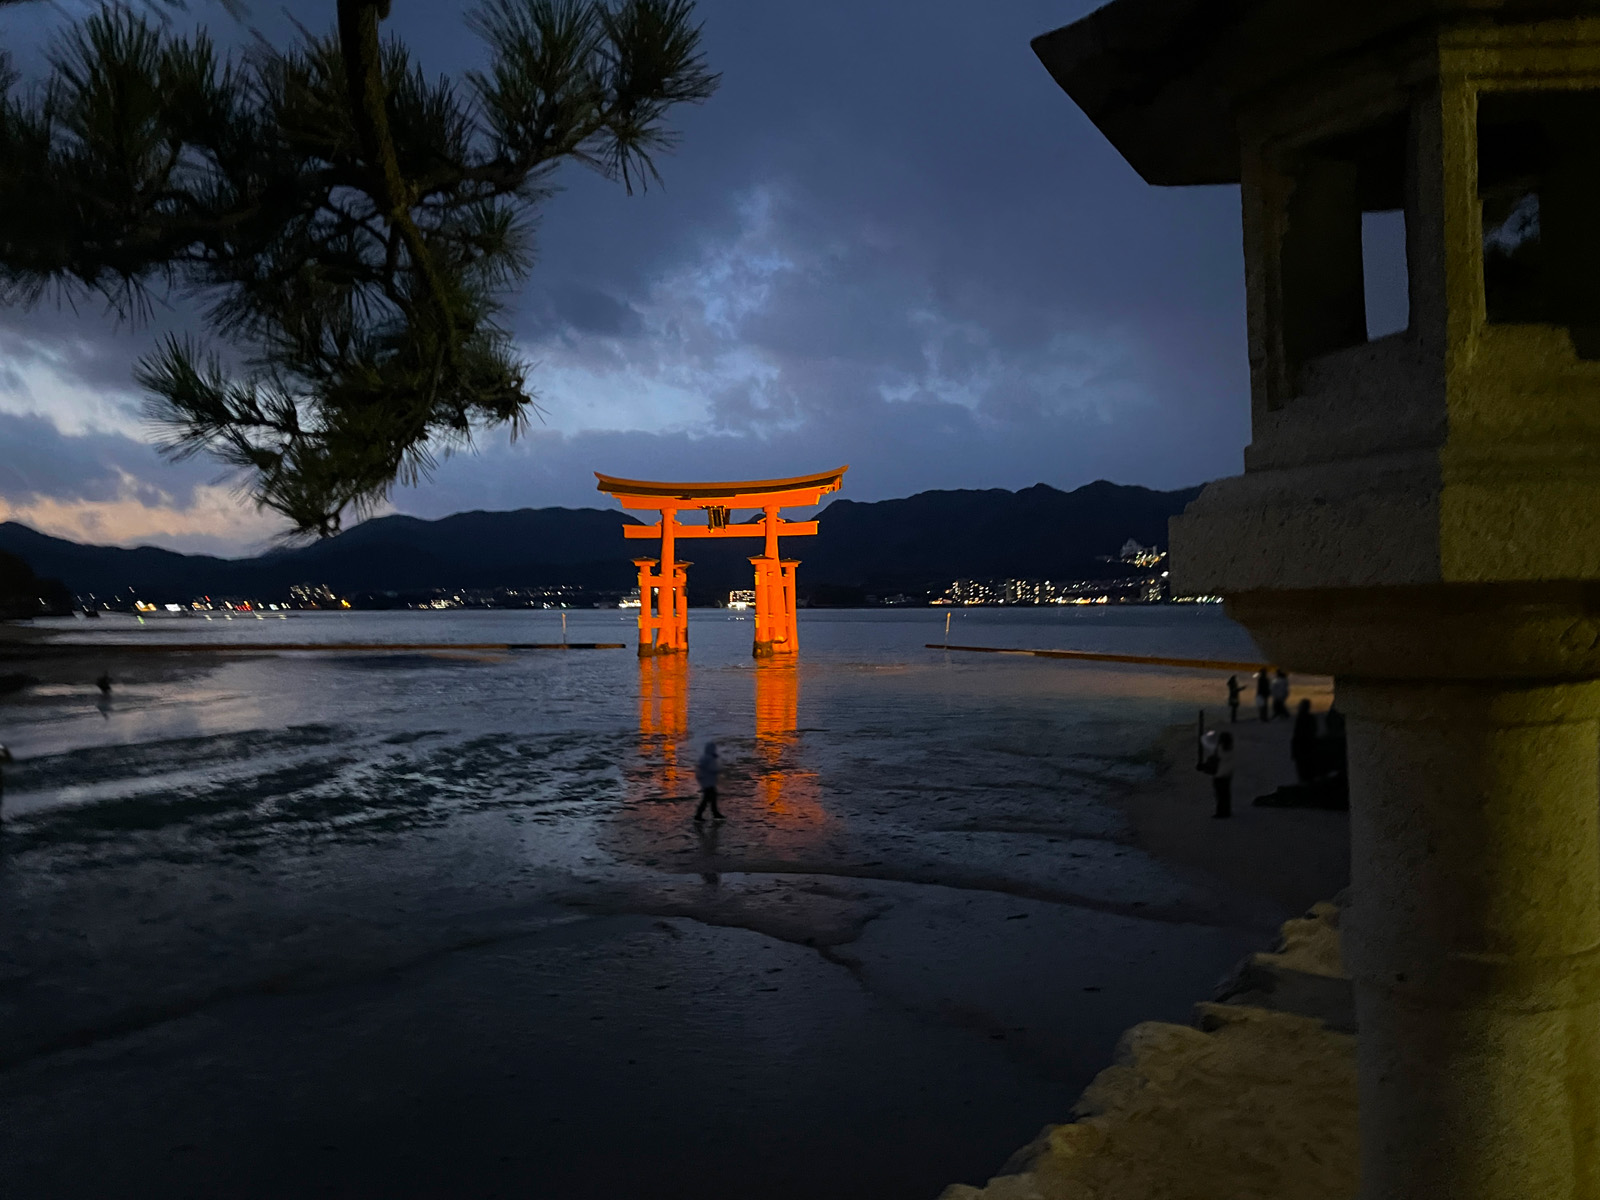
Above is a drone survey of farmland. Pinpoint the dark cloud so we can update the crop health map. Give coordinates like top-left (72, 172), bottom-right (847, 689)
top-left (0, 410), bottom-right (220, 507)
top-left (408, 373), bottom-right (1222, 525)
top-left (538, 283), bottom-right (645, 339)
top-left (0, 279), bottom-right (231, 398)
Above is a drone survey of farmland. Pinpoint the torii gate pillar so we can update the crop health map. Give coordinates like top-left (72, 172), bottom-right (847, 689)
top-left (750, 502), bottom-right (801, 657)
top-left (632, 556), bottom-right (690, 656)
top-left (750, 557), bottom-right (800, 658)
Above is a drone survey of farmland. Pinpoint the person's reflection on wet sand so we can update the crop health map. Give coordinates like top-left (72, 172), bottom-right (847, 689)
top-left (694, 817), bottom-right (721, 886)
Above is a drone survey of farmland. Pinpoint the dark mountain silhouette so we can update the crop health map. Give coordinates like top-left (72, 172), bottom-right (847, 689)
top-left (0, 524), bottom-right (252, 603)
top-left (0, 549), bottom-right (74, 619)
top-left (0, 480), bottom-right (1202, 605)
top-left (800, 481), bottom-right (1200, 588)
top-left (0, 509), bottom-right (641, 601)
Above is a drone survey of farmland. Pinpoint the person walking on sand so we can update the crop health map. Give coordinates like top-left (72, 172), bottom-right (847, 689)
top-left (1211, 732), bottom-right (1235, 818)
top-left (1255, 668), bottom-right (1271, 722)
top-left (1226, 675), bottom-right (1242, 723)
top-left (693, 741), bottom-right (723, 821)
top-left (1270, 669), bottom-right (1291, 720)
top-left (1291, 699), bottom-right (1319, 783)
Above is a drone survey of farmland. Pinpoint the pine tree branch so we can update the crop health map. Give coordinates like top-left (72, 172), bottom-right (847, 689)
top-left (335, 0), bottom-right (457, 380)
top-left (0, 0), bottom-right (718, 537)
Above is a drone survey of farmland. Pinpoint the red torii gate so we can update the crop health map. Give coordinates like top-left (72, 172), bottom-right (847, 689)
top-left (595, 467), bottom-right (849, 657)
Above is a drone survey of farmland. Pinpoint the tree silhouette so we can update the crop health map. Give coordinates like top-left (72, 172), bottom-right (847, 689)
top-left (0, 0), bottom-right (716, 535)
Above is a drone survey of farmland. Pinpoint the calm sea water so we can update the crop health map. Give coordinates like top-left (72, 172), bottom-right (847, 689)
top-left (29, 602), bottom-right (1259, 653)
top-left (0, 607), bottom-right (1280, 1200)
top-left (7, 604), bottom-right (1263, 766)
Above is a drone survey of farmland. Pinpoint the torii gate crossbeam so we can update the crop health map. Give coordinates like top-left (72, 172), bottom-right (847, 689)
top-left (596, 467), bottom-right (848, 657)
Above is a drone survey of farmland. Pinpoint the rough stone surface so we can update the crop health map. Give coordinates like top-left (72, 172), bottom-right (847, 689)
top-left (1214, 900), bottom-right (1356, 1032)
top-left (938, 902), bottom-right (1360, 1200)
top-left (1256, 899), bottom-right (1345, 980)
top-left (936, 1006), bottom-right (1358, 1200)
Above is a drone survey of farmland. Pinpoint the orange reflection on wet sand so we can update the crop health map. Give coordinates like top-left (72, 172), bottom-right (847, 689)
top-left (636, 655), bottom-right (691, 801)
top-left (752, 663), bottom-right (826, 824)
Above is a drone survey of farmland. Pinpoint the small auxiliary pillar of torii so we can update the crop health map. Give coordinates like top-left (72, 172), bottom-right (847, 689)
top-left (595, 468), bottom-right (848, 657)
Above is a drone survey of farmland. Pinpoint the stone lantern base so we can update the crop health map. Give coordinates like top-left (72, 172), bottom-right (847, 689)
top-left (1232, 585), bottom-right (1600, 1199)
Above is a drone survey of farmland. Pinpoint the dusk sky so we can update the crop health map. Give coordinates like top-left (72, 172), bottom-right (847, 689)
top-left (0, 0), bottom-right (1257, 556)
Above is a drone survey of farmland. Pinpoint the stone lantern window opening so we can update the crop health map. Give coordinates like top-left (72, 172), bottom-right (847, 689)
top-left (1477, 89), bottom-right (1600, 359)
top-left (1273, 112), bottom-right (1412, 405)
top-left (1362, 210), bottom-right (1410, 342)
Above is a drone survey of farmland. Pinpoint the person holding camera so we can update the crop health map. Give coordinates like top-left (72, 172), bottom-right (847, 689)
top-left (1197, 729), bottom-right (1235, 819)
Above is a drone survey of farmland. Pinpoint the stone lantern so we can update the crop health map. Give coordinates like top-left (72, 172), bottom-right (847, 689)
top-left (1035, 3), bottom-right (1600, 1198)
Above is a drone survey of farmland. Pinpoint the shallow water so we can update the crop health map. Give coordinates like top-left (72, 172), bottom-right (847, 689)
top-left (0, 608), bottom-right (1287, 1199)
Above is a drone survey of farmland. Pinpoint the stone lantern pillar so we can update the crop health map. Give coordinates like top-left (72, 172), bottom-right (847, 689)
top-left (1036, 4), bottom-right (1600, 1197)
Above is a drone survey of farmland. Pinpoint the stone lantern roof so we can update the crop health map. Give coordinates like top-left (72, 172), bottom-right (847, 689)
top-left (1036, 0), bottom-right (1600, 604)
top-left (1032, 0), bottom-right (1600, 186)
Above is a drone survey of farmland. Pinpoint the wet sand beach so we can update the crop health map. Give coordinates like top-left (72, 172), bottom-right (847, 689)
top-left (0, 609), bottom-right (1346, 1199)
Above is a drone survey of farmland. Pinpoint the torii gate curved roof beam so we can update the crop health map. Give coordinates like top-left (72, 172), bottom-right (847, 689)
top-left (595, 466), bottom-right (848, 510)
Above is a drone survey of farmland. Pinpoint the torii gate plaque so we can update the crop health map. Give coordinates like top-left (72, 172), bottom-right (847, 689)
top-left (596, 467), bottom-right (848, 657)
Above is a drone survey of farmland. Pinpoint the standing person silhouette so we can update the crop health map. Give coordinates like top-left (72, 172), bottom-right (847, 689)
top-left (1226, 675), bottom-right (1242, 723)
top-left (1212, 732), bottom-right (1235, 818)
top-left (693, 741), bottom-right (723, 821)
top-left (0, 741), bottom-right (11, 816)
top-left (1254, 668), bottom-right (1271, 722)
top-left (1271, 669), bottom-right (1291, 720)
top-left (1291, 699), bottom-right (1319, 783)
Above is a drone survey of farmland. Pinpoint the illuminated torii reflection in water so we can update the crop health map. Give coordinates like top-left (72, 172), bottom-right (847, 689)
top-left (596, 467), bottom-right (848, 658)
top-left (636, 655), bottom-right (691, 800)
top-left (751, 662), bottom-right (823, 821)
top-left (632, 657), bottom-right (824, 827)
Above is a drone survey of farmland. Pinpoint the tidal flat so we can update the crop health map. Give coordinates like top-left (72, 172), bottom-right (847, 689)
top-left (0, 608), bottom-right (1345, 1199)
